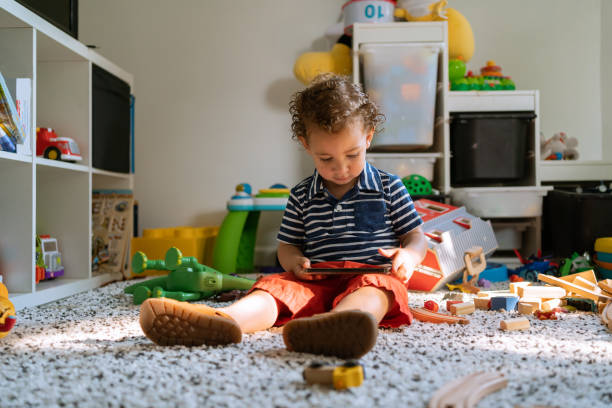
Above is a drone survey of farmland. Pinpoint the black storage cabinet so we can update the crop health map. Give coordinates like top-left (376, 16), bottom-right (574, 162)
top-left (450, 112), bottom-right (536, 184)
top-left (543, 190), bottom-right (612, 257)
top-left (92, 64), bottom-right (131, 173)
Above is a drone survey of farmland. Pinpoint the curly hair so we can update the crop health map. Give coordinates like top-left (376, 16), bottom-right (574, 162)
top-left (289, 74), bottom-right (384, 140)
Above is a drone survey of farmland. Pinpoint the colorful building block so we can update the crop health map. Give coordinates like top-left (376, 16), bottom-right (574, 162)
top-left (490, 296), bottom-right (519, 311)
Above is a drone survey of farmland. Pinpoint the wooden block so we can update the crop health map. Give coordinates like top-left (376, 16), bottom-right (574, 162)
top-left (560, 269), bottom-right (597, 285)
top-left (491, 296), bottom-right (519, 311)
top-left (477, 292), bottom-right (491, 298)
top-left (518, 302), bottom-right (538, 315)
top-left (450, 302), bottom-right (475, 315)
top-left (518, 297), bottom-right (542, 309)
top-left (538, 273), bottom-right (611, 303)
top-left (598, 279), bottom-right (612, 296)
top-left (573, 276), bottom-right (600, 292)
top-left (519, 285), bottom-right (566, 299)
top-left (474, 297), bottom-right (491, 310)
top-left (510, 281), bottom-right (531, 295)
top-left (541, 298), bottom-right (562, 312)
top-left (500, 317), bottom-right (530, 331)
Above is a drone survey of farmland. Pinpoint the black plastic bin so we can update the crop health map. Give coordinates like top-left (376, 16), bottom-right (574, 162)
top-left (543, 189), bottom-right (612, 257)
top-left (450, 111), bottom-right (536, 184)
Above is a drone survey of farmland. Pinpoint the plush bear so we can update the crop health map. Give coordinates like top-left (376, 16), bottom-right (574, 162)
top-left (540, 132), bottom-right (579, 160)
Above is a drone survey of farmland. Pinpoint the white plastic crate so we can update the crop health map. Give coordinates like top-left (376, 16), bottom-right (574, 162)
top-left (367, 153), bottom-right (440, 181)
top-left (450, 187), bottom-right (552, 218)
top-left (361, 43), bottom-right (439, 149)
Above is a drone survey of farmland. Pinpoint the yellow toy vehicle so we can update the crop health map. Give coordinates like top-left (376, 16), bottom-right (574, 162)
top-left (303, 360), bottom-right (364, 390)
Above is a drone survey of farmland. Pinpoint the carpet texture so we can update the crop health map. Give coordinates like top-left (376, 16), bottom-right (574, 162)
top-left (1, 280), bottom-right (611, 408)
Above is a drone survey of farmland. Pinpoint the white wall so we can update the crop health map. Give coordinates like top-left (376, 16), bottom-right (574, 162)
top-left (602, 0), bottom-right (612, 159)
top-left (453, 0), bottom-right (603, 160)
top-left (79, 0), bottom-right (345, 253)
top-left (79, 0), bottom-right (609, 259)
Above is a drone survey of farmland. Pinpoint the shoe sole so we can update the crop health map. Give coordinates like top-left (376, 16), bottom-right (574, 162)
top-left (140, 298), bottom-right (241, 346)
top-left (282, 310), bottom-right (378, 359)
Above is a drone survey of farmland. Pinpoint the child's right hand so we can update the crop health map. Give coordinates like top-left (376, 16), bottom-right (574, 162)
top-left (292, 257), bottom-right (326, 281)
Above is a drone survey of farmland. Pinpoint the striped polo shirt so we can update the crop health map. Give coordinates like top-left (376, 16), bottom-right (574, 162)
top-left (277, 162), bottom-right (423, 265)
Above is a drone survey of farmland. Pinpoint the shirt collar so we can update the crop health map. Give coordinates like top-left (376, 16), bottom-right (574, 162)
top-left (306, 162), bottom-right (384, 201)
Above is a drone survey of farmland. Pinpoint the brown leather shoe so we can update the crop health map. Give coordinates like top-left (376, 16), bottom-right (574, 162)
top-left (282, 310), bottom-right (378, 359)
top-left (140, 297), bottom-right (241, 346)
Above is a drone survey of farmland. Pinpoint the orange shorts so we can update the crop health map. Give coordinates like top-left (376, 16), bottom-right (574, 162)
top-left (250, 261), bottom-right (413, 328)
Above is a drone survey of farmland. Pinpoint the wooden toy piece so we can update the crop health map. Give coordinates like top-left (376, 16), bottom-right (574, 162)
top-left (446, 300), bottom-right (462, 310)
top-left (443, 292), bottom-right (465, 301)
top-left (538, 273), bottom-right (611, 303)
top-left (411, 307), bottom-right (470, 325)
top-left (518, 302), bottom-right (538, 315)
top-left (424, 300), bottom-right (439, 312)
top-left (565, 297), bottom-right (597, 312)
top-left (560, 269), bottom-right (598, 285)
top-left (490, 296), bottom-right (519, 311)
top-left (428, 371), bottom-right (508, 408)
top-left (541, 298), bottom-right (563, 312)
top-left (598, 279), bottom-right (612, 296)
top-left (601, 302), bottom-right (612, 331)
top-left (303, 360), bottom-right (364, 389)
top-left (518, 297), bottom-right (542, 309)
top-left (450, 302), bottom-right (475, 315)
top-left (510, 281), bottom-right (532, 295)
top-left (572, 276), bottom-right (601, 292)
top-left (500, 317), bottom-right (530, 331)
top-left (474, 297), bottom-right (491, 310)
top-left (518, 285), bottom-right (566, 299)
top-left (459, 246), bottom-right (486, 294)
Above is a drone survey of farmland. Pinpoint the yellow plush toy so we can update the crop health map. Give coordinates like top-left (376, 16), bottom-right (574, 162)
top-left (395, 0), bottom-right (474, 62)
top-left (0, 280), bottom-right (16, 339)
top-left (293, 36), bottom-right (352, 85)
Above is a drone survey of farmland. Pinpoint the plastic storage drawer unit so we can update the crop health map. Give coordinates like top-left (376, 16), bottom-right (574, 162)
top-left (450, 111), bottom-right (536, 184)
top-left (450, 187), bottom-right (551, 218)
top-left (366, 153), bottom-right (440, 181)
top-left (361, 43), bottom-right (439, 150)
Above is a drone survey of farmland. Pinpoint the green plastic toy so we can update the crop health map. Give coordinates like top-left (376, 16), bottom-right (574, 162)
top-left (402, 174), bottom-right (432, 195)
top-left (124, 247), bottom-right (256, 305)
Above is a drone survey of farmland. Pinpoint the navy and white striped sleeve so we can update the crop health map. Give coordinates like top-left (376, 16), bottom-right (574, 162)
top-left (277, 190), bottom-right (305, 246)
top-left (387, 175), bottom-right (423, 236)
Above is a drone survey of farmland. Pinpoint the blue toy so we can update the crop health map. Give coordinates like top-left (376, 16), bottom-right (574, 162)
top-left (490, 296), bottom-right (519, 311)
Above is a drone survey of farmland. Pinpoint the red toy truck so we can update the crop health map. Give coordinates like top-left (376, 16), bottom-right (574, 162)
top-left (36, 127), bottom-right (82, 162)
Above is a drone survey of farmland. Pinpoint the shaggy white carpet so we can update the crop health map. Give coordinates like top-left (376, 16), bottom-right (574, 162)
top-left (1, 279), bottom-right (611, 408)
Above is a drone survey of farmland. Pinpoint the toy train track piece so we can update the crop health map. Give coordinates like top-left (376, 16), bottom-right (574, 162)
top-left (410, 307), bottom-right (469, 325)
top-left (428, 371), bottom-right (508, 408)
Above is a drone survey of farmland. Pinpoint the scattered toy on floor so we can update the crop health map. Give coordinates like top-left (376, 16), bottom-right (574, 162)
top-left (124, 247), bottom-right (255, 304)
top-left (303, 360), bottom-right (364, 390)
top-left (428, 371), bottom-right (508, 408)
top-left (0, 278), bottom-right (16, 339)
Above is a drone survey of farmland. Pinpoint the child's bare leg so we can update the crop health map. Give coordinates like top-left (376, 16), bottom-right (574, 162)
top-left (283, 286), bottom-right (390, 359)
top-left (332, 286), bottom-right (393, 323)
top-left (139, 290), bottom-right (278, 346)
top-left (219, 290), bottom-right (278, 333)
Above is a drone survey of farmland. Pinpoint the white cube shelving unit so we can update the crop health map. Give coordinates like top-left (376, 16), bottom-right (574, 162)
top-left (0, 1), bottom-right (134, 310)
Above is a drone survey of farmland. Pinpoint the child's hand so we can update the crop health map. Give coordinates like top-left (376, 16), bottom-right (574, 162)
top-left (291, 257), bottom-right (326, 281)
top-left (378, 247), bottom-right (419, 283)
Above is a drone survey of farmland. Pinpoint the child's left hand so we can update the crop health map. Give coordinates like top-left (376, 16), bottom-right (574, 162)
top-left (378, 247), bottom-right (420, 283)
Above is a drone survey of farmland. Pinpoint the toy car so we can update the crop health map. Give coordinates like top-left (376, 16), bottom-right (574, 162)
top-left (511, 249), bottom-right (558, 282)
top-left (36, 127), bottom-right (82, 162)
top-left (303, 360), bottom-right (364, 389)
top-left (36, 234), bottom-right (65, 280)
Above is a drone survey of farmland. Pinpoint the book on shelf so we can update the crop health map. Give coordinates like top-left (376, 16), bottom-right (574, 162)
top-left (92, 192), bottom-right (134, 281)
top-left (0, 72), bottom-right (26, 153)
top-left (5, 77), bottom-right (32, 156)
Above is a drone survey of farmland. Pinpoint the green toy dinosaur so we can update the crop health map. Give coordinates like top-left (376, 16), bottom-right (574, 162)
top-left (124, 247), bottom-right (255, 305)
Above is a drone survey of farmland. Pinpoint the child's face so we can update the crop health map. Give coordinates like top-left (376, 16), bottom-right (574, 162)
top-left (299, 119), bottom-right (374, 192)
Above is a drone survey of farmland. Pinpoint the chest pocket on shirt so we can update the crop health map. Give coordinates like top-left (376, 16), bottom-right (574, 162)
top-left (353, 201), bottom-right (387, 232)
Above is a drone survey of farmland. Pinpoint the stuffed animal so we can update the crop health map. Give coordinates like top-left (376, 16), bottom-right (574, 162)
top-left (293, 35), bottom-right (352, 85)
top-left (395, 0), bottom-right (475, 61)
top-left (540, 132), bottom-right (579, 160)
